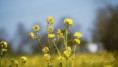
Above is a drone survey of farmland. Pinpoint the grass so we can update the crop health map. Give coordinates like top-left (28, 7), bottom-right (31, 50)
top-left (1, 51), bottom-right (117, 67)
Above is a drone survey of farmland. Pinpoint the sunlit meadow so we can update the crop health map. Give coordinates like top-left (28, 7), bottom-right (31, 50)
top-left (0, 16), bottom-right (118, 67)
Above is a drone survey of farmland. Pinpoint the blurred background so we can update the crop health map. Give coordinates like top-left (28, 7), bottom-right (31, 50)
top-left (0, 0), bottom-right (118, 55)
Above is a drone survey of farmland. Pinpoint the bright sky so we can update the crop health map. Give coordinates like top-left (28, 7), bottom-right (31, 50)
top-left (0, 0), bottom-right (117, 41)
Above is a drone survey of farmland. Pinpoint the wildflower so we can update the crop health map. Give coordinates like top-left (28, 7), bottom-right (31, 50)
top-left (48, 34), bottom-right (55, 39)
top-left (44, 54), bottom-right (51, 62)
top-left (63, 46), bottom-right (71, 59)
top-left (46, 16), bottom-right (54, 24)
top-left (2, 49), bottom-right (7, 51)
top-left (57, 29), bottom-right (63, 38)
top-left (33, 24), bottom-right (40, 31)
top-left (0, 41), bottom-right (7, 48)
top-left (57, 33), bottom-right (63, 38)
top-left (74, 32), bottom-right (82, 38)
top-left (57, 29), bottom-right (61, 33)
top-left (67, 46), bottom-right (71, 52)
top-left (48, 26), bottom-right (54, 32)
top-left (58, 56), bottom-right (64, 61)
top-left (11, 59), bottom-right (15, 63)
top-left (29, 32), bottom-right (36, 39)
top-left (42, 47), bottom-right (49, 53)
top-left (73, 38), bottom-right (80, 45)
top-left (64, 18), bottom-right (73, 25)
top-left (21, 56), bottom-right (27, 63)
top-left (14, 60), bottom-right (19, 66)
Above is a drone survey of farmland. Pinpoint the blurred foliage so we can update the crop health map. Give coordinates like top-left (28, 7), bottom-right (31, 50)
top-left (93, 5), bottom-right (118, 51)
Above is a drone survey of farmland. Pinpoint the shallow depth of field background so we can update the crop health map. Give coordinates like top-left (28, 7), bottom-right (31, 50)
top-left (0, 0), bottom-right (118, 67)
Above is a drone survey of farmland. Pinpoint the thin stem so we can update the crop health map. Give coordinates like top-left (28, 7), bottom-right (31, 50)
top-left (65, 29), bottom-right (68, 49)
top-left (65, 25), bottom-right (68, 49)
top-left (48, 39), bottom-right (51, 49)
top-left (0, 51), bottom-right (2, 67)
top-left (72, 45), bottom-right (77, 67)
top-left (63, 37), bottom-right (67, 50)
top-left (38, 32), bottom-right (45, 47)
top-left (53, 41), bottom-right (61, 56)
top-left (35, 34), bottom-right (43, 47)
top-left (66, 59), bottom-right (68, 67)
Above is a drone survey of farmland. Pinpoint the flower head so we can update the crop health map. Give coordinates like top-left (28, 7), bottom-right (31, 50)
top-left (29, 32), bottom-right (36, 39)
top-left (64, 18), bottom-right (73, 25)
top-left (73, 38), bottom-right (80, 45)
top-left (48, 26), bottom-right (54, 32)
top-left (57, 29), bottom-right (63, 38)
top-left (74, 32), bottom-right (82, 38)
top-left (57, 29), bottom-right (61, 34)
top-left (21, 56), bottom-right (27, 63)
top-left (63, 46), bottom-right (71, 59)
top-left (0, 41), bottom-right (7, 48)
top-left (42, 47), bottom-right (49, 53)
top-left (44, 54), bottom-right (51, 62)
top-left (46, 16), bottom-right (54, 24)
top-left (33, 24), bottom-right (40, 31)
top-left (48, 34), bottom-right (55, 39)
top-left (58, 56), bottom-right (64, 61)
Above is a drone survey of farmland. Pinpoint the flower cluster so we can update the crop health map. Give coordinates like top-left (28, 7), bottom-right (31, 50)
top-left (63, 46), bottom-right (71, 59)
top-left (73, 32), bottom-right (82, 45)
top-left (44, 54), bottom-right (51, 62)
top-left (42, 47), bottom-right (49, 54)
top-left (0, 41), bottom-right (8, 52)
top-left (46, 16), bottom-right (54, 24)
top-left (29, 16), bottom-right (82, 67)
top-left (64, 18), bottom-right (73, 25)
top-left (57, 29), bottom-right (64, 38)
top-left (21, 56), bottom-right (27, 64)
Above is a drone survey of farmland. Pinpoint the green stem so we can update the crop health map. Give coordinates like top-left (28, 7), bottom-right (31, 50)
top-left (72, 45), bottom-right (77, 67)
top-left (53, 41), bottom-right (61, 56)
top-left (38, 33), bottom-right (44, 46)
top-left (63, 37), bottom-right (67, 50)
top-left (0, 51), bottom-right (2, 67)
top-left (66, 59), bottom-right (68, 67)
top-left (65, 29), bottom-right (68, 49)
top-left (73, 45), bottom-right (76, 58)
top-left (47, 24), bottom-right (51, 53)
top-left (36, 34), bottom-right (43, 48)
top-left (65, 25), bottom-right (68, 50)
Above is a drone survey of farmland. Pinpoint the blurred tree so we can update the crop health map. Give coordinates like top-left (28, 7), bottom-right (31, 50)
top-left (93, 5), bottom-right (118, 51)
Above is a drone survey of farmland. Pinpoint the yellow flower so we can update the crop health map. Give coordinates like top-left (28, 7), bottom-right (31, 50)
top-left (29, 32), bottom-right (36, 39)
top-left (57, 29), bottom-right (63, 38)
top-left (73, 38), bottom-right (80, 45)
top-left (33, 24), bottom-right (40, 31)
top-left (63, 46), bottom-right (71, 59)
top-left (48, 26), bottom-right (54, 32)
top-left (21, 56), bottom-right (27, 63)
top-left (11, 58), bottom-right (15, 63)
top-left (46, 16), bottom-right (54, 24)
top-left (0, 41), bottom-right (7, 48)
top-left (2, 49), bottom-right (7, 51)
top-left (64, 18), bottom-right (73, 25)
top-left (57, 29), bottom-right (61, 33)
top-left (42, 47), bottom-right (49, 53)
top-left (44, 54), bottom-right (51, 62)
top-left (63, 50), bottom-right (71, 59)
top-left (48, 34), bottom-right (55, 38)
top-left (58, 56), bottom-right (64, 61)
top-left (74, 32), bottom-right (82, 38)
top-left (67, 46), bottom-right (71, 52)
top-left (57, 33), bottom-right (63, 38)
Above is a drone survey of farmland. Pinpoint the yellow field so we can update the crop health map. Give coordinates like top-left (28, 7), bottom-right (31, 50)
top-left (1, 51), bottom-right (117, 67)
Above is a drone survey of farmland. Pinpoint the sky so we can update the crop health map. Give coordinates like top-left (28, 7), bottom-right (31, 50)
top-left (0, 0), bottom-right (118, 41)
